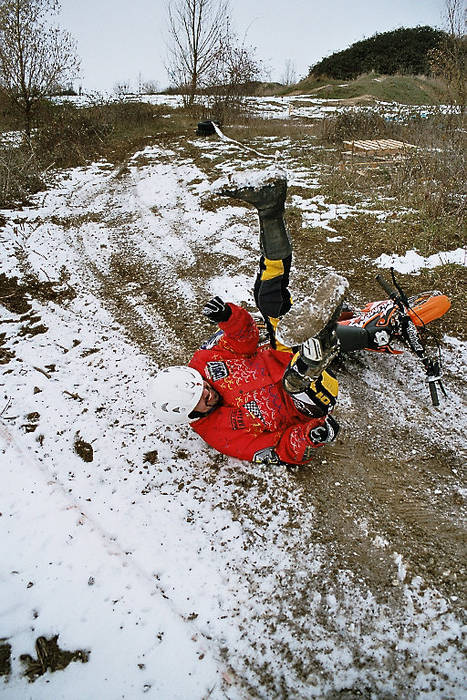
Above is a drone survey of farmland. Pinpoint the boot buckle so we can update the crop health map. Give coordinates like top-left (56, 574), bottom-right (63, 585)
top-left (301, 337), bottom-right (323, 363)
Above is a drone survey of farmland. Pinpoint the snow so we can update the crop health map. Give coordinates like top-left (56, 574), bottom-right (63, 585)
top-left (55, 92), bottom-right (460, 123)
top-left (211, 164), bottom-right (287, 193)
top-left (1, 113), bottom-right (466, 697)
top-left (0, 130), bottom-right (22, 147)
top-left (375, 247), bottom-right (467, 274)
top-left (1, 426), bottom-right (221, 699)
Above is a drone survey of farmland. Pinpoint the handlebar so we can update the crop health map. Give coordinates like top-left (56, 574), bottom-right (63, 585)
top-left (428, 377), bottom-right (440, 407)
top-left (376, 273), bottom-right (397, 300)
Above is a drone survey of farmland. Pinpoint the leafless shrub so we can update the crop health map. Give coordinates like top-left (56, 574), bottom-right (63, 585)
top-left (141, 80), bottom-right (159, 95)
top-left (0, 144), bottom-right (44, 206)
top-left (281, 59), bottom-right (297, 87)
top-left (320, 109), bottom-right (394, 144)
top-left (114, 81), bottom-right (132, 96)
top-left (0, 97), bottom-right (166, 205)
top-left (33, 98), bottom-right (162, 167)
top-left (388, 123), bottom-right (466, 226)
top-left (33, 102), bottom-right (112, 167)
top-left (202, 28), bottom-right (262, 122)
top-left (428, 0), bottom-right (466, 118)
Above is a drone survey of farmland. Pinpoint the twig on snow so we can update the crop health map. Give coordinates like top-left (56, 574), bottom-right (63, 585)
top-left (33, 366), bottom-right (51, 379)
top-left (0, 397), bottom-right (12, 416)
top-left (63, 390), bottom-right (84, 402)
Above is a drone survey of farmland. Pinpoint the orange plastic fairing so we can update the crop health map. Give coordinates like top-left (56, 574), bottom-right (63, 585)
top-left (408, 295), bottom-right (451, 327)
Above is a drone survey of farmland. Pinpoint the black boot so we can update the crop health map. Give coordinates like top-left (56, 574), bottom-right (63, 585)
top-left (217, 175), bottom-right (292, 260)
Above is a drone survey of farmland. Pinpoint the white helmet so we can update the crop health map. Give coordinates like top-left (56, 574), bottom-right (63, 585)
top-left (148, 366), bottom-right (204, 425)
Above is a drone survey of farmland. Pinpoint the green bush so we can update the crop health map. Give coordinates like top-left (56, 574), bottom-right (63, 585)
top-left (309, 27), bottom-right (446, 80)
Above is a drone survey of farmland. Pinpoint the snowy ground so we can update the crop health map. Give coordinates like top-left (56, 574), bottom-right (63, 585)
top-left (56, 92), bottom-right (451, 122)
top-left (1, 116), bottom-right (466, 698)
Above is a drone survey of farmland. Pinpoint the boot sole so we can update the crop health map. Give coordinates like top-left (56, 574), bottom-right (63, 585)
top-left (276, 272), bottom-right (349, 347)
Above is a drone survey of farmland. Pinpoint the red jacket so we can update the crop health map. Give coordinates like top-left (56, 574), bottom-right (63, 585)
top-left (189, 303), bottom-right (327, 464)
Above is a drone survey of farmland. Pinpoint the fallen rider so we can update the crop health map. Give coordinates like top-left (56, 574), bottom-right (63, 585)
top-left (149, 171), bottom-right (347, 466)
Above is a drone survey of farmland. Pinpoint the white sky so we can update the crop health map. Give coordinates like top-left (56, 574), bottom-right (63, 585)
top-left (58, 0), bottom-right (445, 93)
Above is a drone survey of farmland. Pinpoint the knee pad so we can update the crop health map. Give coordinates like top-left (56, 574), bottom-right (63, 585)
top-left (288, 370), bottom-right (338, 417)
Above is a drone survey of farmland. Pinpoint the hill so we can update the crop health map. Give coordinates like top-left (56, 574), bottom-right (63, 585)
top-left (287, 72), bottom-right (447, 105)
top-left (308, 26), bottom-right (445, 80)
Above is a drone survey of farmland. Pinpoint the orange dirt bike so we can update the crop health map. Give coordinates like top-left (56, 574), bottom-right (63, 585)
top-left (335, 269), bottom-right (451, 406)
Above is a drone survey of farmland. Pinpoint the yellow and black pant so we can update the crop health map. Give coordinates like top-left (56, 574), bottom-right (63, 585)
top-left (253, 254), bottom-right (338, 417)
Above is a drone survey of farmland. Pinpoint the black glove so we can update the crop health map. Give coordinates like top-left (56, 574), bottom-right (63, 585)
top-left (202, 296), bottom-right (232, 324)
top-left (309, 415), bottom-right (339, 445)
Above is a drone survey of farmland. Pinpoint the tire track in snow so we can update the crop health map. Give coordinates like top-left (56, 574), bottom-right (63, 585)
top-left (50, 145), bottom-right (249, 366)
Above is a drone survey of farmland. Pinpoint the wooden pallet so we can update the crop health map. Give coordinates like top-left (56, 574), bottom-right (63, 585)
top-left (343, 138), bottom-right (416, 156)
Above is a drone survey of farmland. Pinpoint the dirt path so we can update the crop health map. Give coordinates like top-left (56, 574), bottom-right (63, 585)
top-left (114, 146), bottom-right (465, 694)
top-left (70, 139), bottom-right (467, 697)
top-left (2, 134), bottom-right (464, 698)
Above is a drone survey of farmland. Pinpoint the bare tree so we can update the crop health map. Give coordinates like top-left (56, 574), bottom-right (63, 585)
top-left (205, 28), bottom-right (262, 119)
top-left (141, 80), bottom-right (159, 95)
top-left (281, 58), bottom-right (297, 86)
top-left (429, 0), bottom-right (466, 116)
top-left (0, 0), bottom-right (79, 138)
top-left (114, 80), bottom-right (132, 95)
top-left (166, 0), bottom-right (230, 106)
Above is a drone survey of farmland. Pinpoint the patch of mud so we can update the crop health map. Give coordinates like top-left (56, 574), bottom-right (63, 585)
top-left (197, 422), bottom-right (465, 697)
top-left (21, 412), bottom-right (40, 433)
top-left (199, 194), bottom-right (237, 213)
top-left (1, 272), bottom-right (73, 363)
top-left (143, 449), bottom-right (158, 464)
top-left (299, 438), bottom-right (465, 603)
top-left (86, 242), bottom-right (247, 366)
top-left (48, 212), bottom-right (103, 230)
top-left (104, 251), bottom-right (207, 364)
top-left (17, 315), bottom-right (48, 337)
top-left (0, 273), bottom-right (32, 314)
top-left (0, 642), bottom-right (11, 677)
top-left (19, 635), bottom-right (89, 682)
top-left (74, 433), bottom-right (94, 462)
top-left (0, 271), bottom-right (76, 314)
top-left (0, 332), bottom-right (15, 364)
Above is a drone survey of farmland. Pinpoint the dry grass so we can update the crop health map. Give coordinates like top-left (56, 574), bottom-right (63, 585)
top-left (35, 100), bottom-right (169, 167)
top-left (315, 112), bottom-right (465, 250)
top-left (320, 110), bottom-right (395, 143)
top-left (0, 99), bottom-right (175, 206)
top-left (0, 145), bottom-right (45, 207)
top-left (226, 117), bottom-right (319, 140)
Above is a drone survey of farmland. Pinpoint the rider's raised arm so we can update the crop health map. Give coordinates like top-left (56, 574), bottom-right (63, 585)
top-left (216, 303), bottom-right (259, 355)
top-left (201, 297), bottom-right (259, 356)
